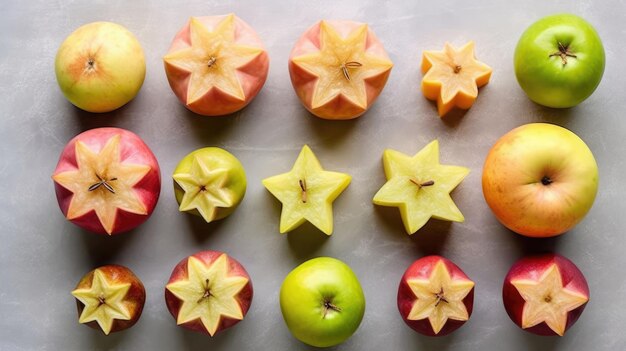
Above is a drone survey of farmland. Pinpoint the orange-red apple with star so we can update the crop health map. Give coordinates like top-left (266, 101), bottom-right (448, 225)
top-left (503, 254), bottom-right (589, 336)
top-left (289, 20), bottom-right (393, 119)
top-left (397, 256), bottom-right (474, 336)
top-left (164, 14), bottom-right (269, 116)
top-left (165, 250), bottom-right (253, 336)
top-left (52, 128), bottom-right (161, 235)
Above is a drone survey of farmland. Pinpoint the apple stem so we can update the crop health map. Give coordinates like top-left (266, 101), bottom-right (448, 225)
top-left (541, 176), bottom-right (553, 186)
top-left (434, 288), bottom-right (448, 307)
top-left (549, 42), bottom-right (577, 65)
top-left (207, 56), bottom-right (217, 68)
top-left (341, 61), bottom-right (363, 81)
top-left (88, 175), bottom-right (117, 194)
top-left (410, 178), bottom-right (435, 188)
top-left (322, 300), bottom-right (342, 318)
top-left (299, 179), bottom-right (307, 203)
top-left (197, 279), bottom-right (212, 303)
top-left (453, 65), bottom-right (462, 74)
top-left (98, 294), bottom-right (106, 306)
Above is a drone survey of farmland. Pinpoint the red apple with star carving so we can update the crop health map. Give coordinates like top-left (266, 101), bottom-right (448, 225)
top-left (165, 250), bottom-right (253, 336)
top-left (502, 254), bottom-right (589, 336)
top-left (52, 127), bottom-right (161, 235)
top-left (164, 14), bottom-right (269, 116)
top-left (397, 256), bottom-right (474, 336)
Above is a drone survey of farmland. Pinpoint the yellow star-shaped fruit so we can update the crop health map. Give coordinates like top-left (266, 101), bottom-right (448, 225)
top-left (164, 15), bottom-right (264, 104)
top-left (422, 41), bottom-right (492, 116)
top-left (173, 155), bottom-right (234, 223)
top-left (166, 254), bottom-right (249, 336)
top-left (52, 134), bottom-right (150, 234)
top-left (71, 269), bottom-right (132, 335)
top-left (262, 145), bottom-right (351, 235)
top-left (373, 140), bottom-right (469, 234)
top-left (511, 264), bottom-right (589, 336)
top-left (407, 260), bottom-right (474, 334)
top-left (291, 21), bottom-right (393, 110)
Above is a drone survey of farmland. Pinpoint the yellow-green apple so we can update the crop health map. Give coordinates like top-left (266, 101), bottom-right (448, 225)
top-left (397, 256), bottom-right (474, 336)
top-left (173, 147), bottom-right (246, 223)
top-left (288, 20), bottom-right (393, 119)
top-left (482, 123), bottom-right (598, 237)
top-left (503, 254), bottom-right (589, 336)
top-left (71, 265), bottom-right (146, 335)
top-left (280, 257), bottom-right (365, 347)
top-left (165, 250), bottom-right (253, 336)
top-left (55, 22), bottom-right (146, 113)
top-left (52, 128), bottom-right (161, 235)
top-left (164, 14), bottom-right (269, 116)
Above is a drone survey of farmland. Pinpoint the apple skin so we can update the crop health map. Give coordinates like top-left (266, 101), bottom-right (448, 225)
top-left (280, 257), bottom-right (365, 348)
top-left (53, 127), bottom-right (161, 235)
top-left (502, 254), bottom-right (589, 336)
top-left (482, 123), bottom-right (598, 237)
top-left (164, 15), bottom-right (269, 116)
top-left (514, 14), bottom-right (605, 108)
top-left (164, 250), bottom-right (253, 335)
top-left (55, 22), bottom-right (146, 113)
top-left (74, 265), bottom-right (146, 334)
top-left (397, 256), bottom-right (474, 336)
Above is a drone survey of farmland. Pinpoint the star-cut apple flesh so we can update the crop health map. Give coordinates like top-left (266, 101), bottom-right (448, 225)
top-left (164, 14), bottom-right (269, 116)
top-left (72, 265), bottom-right (146, 335)
top-left (397, 256), bottom-right (474, 336)
top-left (503, 254), bottom-right (589, 336)
top-left (52, 128), bottom-right (161, 235)
top-left (422, 41), bottom-right (492, 116)
top-left (289, 20), bottom-right (393, 119)
top-left (173, 147), bottom-right (246, 223)
top-left (165, 250), bottom-right (253, 336)
top-left (373, 140), bottom-right (469, 234)
top-left (262, 145), bottom-right (351, 235)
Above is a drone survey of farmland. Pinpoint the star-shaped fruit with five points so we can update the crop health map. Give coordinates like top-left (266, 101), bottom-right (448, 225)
top-left (511, 264), bottom-right (589, 336)
top-left (373, 140), bottom-right (469, 234)
top-left (422, 41), bottom-right (492, 116)
top-left (262, 145), bottom-right (351, 235)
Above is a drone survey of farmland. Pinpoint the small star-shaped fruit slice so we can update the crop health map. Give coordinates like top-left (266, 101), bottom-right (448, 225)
top-left (511, 264), bottom-right (589, 336)
top-left (407, 260), bottom-right (475, 335)
top-left (373, 140), bottom-right (469, 234)
top-left (52, 134), bottom-right (151, 234)
top-left (421, 41), bottom-right (492, 116)
top-left (165, 253), bottom-right (250, 336)
top-left (72, 268), bottom-right (132, 335)
top-left (262, 145), bottom-right (351, 235)
top-left (290, 20), bottom-right (393, 119)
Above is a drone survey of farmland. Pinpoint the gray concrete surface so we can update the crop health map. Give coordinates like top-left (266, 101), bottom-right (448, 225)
top-left (1, 0), bottom-right (625, 350)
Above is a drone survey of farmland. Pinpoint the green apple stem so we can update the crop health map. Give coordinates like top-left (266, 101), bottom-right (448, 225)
top-left (322, 300), bottom-right (342, 318)
top-left (340, 61), bottom-right (362, 81)
top-left (410, 178), bottom-right (435, 188)
top-left (88, 175), bottom-right (117, 194)
top-left (299, 179), bottom-right (307, 203)
top-left (207, 56), bottom-right (217, 68)
top-left (549, 42), bottom-right (577, 65)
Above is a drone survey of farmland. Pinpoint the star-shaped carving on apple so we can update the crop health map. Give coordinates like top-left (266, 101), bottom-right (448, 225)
top-left (173, 147), bottom-right (246, 223)
top-left (373, 140), bottom-right (469, 234)
top-left (262, 145), bottom-right (351, 235)
top-left (421, 41), bottom-right (492, 116)
top-left (165, 251), bottom-right (253, 336)
top-left (164, 14), bottom-right (269, 116)
top-left (71, 265), bottom-right (146, 335)
top-left (503, 254), bottom-right (590, 336)
top-left (52, 128), bottom-right (161, 235)
top-left (397, 256), bottom-right (475, 336)
top-left (289, 20), bottom-right (393, 119)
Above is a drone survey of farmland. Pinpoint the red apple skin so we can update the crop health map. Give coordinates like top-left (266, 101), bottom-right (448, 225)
top-left (397, 256), bottom-right (474, 336)
top-left (164, 15), bottom-right (269, 116)
top-left (502, 254), bottom-right (589, 336)
top-left (52, 127), bottom-right (161, 235)
top-left (74, 265), bottom-right (146, 334)
top-left (164, 250), bottom-right (253, 335)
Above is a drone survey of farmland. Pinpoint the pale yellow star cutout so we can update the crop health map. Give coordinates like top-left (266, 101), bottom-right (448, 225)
top-left (52, 134), bottom-right (150, 234)
top-left (291, 21), bottom-right (393, 110)
top-left (71, 269), bottom-right (132, 335)
top-left (407, 260), bottom-right (474, 334)
top-left (166, 255), bottom-right (249, 336)
top-left (173, 155), bottom-right (234, 223)
top-left (163, 15), bottom-right (264, 104)
top-left (262, 145), bottom-right (351, 235)
top-left (512, 264), bottom-right (589, 336)
top-left (373, 140), bottom-right (469, 234)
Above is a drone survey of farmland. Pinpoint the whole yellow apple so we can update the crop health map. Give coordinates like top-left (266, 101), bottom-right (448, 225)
top-left (482, 123), bottom-right (598, 237)
top-left (55, 22), bottom-right (146, 113)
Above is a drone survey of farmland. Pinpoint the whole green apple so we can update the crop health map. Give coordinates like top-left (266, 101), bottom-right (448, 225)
top-left (55, 22), bottom-right (146, 113)
top-left (280, 257), bottom-right (365, 348)
top-left (514, 14), bottom-right (605, 108)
